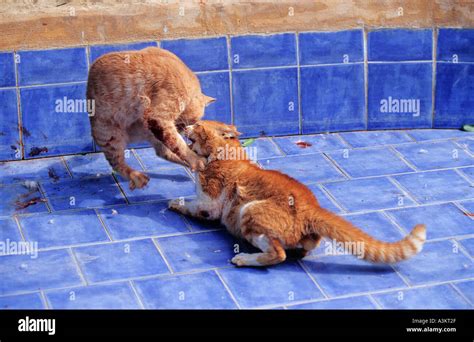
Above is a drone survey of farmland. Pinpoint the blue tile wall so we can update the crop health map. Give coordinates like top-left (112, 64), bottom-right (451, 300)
top-left (230, 33), bottom-right (296, 69)
top-left (0, 52), bottom-right (15, 87)
top-left (89, 41), bottom-right (158, 63)
top-left (232, 67), bottom-right (299, 137)
top-left (434, 63), bottom-right (474, 128)
top-left (20, 83), bottom-right (93, 158)
top-left (437, 29), bottom-right (474, 63)
top-left (0, 29), bottom-right (473, 161)
top-left (0, 89), bottom-right (20, 160)
top-left (368, 63), bottom-right (432, 129)
top-left (17, 47), bottom-right (88, 86)
top-left (161, 37), bottom-right (228, 72)
top-left (301, 64), bottom-right (365, 133)
top-left (299, 30), bottom-right (364, 65)
top-left (368, 29), bottom-right (432, 61)
top-left (197, 72), bottom-right (232, 123)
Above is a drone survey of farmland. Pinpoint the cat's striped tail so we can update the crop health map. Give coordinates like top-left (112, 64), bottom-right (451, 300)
top-left (311, 208), bottom-right (426, 263)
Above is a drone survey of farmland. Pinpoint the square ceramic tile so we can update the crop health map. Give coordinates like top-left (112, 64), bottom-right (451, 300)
top-left (241, 138), bottom-right (283, 160)
top-left (0, 183), bottom-right (49, 217)
top-left (64, 152), bottom-right (142, 178)
top-left (133, 271), bottom-right (237, 309)
top-left (198, 72), bottom-right (231, 124)
top-left (457, 199), bottom-right (474, 217)
top-left (45, 283), bottom-right (140, 309)
top-left (0, 157), bottom-right (70, 185)
top-left (301, 64), bottom-right (365, 133)
top-left (73, 239), bottom-right (169, 283)
top-left (0, 292), bottom-right (45, 309)
top-left (303, 255), bottom-right (406, 297)
top-left (459, 166), bottom-right (474, 182)
top-left (0, 89), bottom-right (20, 161)
top-left (368, 29), bottom-right (432, 61)
top-left (20, 83), bottom-right (94, 158)
top-left (394, 140), bottom-right (474, 170)
top-left (17, 47), bottom-right (88, 86)
top-left (0, 52), bottom-right (15, 87)
top-left (394, 240), bottom-right (474, 285)
top-left (373, 284), bottom-right (471, 309)
top-left (218, 261), bottom-right (323, 308)
top-left (41, 175), bottom-right (126, 211)
top-left (272, 134), bottom-right (348, 155)
top-left (342, 212), bottom-right (406, 242)
top-left (117, 168), bottom-right (195, 203)
top-left (406, 129), bottom-right (471, 141)
top-left (260, 154), bottom-right (345, 184)
top-left (161, 37), bottom-right (228, 72)
top-left (18, 210), bottom-right (109, 248)
top-left (286, 296), bottom-right (376, 309)
top-left (327, 147), bottom-right (414, 178)
top-left (299, 30), bottom-right (363, 65)
top-left (89, 41), bottom-right (157, 63)
top-left (393, 170), bottom-right (474, 204)
top-left (458, 238), bottom-right (474, 258)
top-left (0, 217), bottom-right (22, 249)
top-left (386, 203), bottom-right (474, 240)
top-left (322, 177), bottom-right (415, 212)
top-left (339, 130), bottom-right (413, 148)
top-left (453, 280), bottom-right (474, 305)
top-left (437, 29), bottom-right (474, 63)
top-left (0, 249), bottom-right (83, 295)
top-left (98, 202), bottom-right (189, 240)
top-left (368, 63), bottom-right (432, 129)
top-left (133, 147), bottom-right (179, 170)
top-left (455, 137), bottom-right (474, 153)
top-left (156, 231), bottom-right (239, 272)
top-left (232, 68), bottom-right (299, 137)
top-left (230, 33), bottom-right (296, 69)
top-left (306, 184), bottom-right (342, 213)
top-left (434, 63), bottom-right (474, 128)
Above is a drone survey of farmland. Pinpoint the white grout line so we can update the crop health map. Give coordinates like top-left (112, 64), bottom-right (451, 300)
top-left (449, 282), bottom-right (474, 307)
top-left (367, 294), bottom-right (383, 309)
top-left (431, 28), bottom-right (437, 127)
top-left (363, 26), bottom-right (369, 130)
top-left (68, 247), bottom-right (89, 286)
top-left (297, 259), bottom-right (330, 299)
top-left (295, 32), bottom-right (303, 134)
top-left (39, 290), bottom-right (50, 310)
top-left (93, 208), bottom-right (114, 242)
top-left (128, 280), bottom-right (146, 309)
top-left (214, 269), bottom-right (242, 309)
top-left (151, 238), bottom-right (175, 274)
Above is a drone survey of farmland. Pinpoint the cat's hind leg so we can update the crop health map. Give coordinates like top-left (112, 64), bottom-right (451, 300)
top-left (94, 129), bottom-right (149, 190)
top-left (232, 234), bottom-right (286, 267)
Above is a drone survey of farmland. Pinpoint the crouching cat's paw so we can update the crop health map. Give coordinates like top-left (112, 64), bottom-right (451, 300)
top-left (168, 198), bottom-right (184, 212)
top-left (231, 253), bottom-right (254, 267)
top-left (129, 171), bottom-right (150, 190)
top-left (188, 156), bottom-right (207, 172)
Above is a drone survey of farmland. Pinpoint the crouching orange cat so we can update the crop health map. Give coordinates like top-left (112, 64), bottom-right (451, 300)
top-left (169, 121), bottom-right (426, 267)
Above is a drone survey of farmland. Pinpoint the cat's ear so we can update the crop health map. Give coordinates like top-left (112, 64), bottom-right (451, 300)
top-left (202, 95), bottom-right (216, 106)
top-left (222, 126), bottom-right (242, 139)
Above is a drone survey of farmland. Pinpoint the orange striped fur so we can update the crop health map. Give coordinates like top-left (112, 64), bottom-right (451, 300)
top-left (169, 120), bottom-right (427, 267)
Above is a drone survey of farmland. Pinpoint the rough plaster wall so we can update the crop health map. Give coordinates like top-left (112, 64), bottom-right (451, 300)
top-left (0, 0), bottom-right (472, 50)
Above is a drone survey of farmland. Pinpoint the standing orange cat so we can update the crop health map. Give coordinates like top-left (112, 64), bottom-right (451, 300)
top-left (87, 47), bottom-right (215, 189)
top-left (169, 121), bottom-right (427, 267)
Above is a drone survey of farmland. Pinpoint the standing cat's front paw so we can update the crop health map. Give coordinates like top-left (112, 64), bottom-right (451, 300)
top-left (188, 156), bottom-right (207, 172)
top-left (129, 171), bottom-right (150, 190)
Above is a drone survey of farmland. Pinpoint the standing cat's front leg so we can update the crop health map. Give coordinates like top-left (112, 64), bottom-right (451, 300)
top-left (168, 198), bottom-right (221, 220)
top-left (146, 115), bottom-right (206, 172)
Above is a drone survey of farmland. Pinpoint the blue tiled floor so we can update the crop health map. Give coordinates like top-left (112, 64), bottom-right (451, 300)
top-left (0, 129), bottom-right (473, 309)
